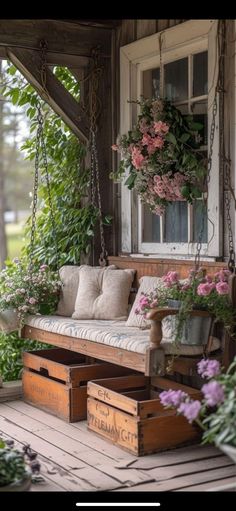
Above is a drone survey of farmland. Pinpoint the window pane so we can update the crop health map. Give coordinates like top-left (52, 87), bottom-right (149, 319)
top-left (143, 68), bottom-right (160, 99)
top-left (164, 58), bottom-right (188, 102)
top-left (193, 51), bottom-right (208, 97)
top-left (191, 100), bottom-right (208, 146)
top-left (193, 200), bottom-right (208, 243)
top-left (142, 204), bottom-right (160, 242)
top-left (163, 202), bottom-right (188, 242)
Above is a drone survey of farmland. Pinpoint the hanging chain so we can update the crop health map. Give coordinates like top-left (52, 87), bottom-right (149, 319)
top-left (159, 33), bottom-right (163, 98)
top-left (29, 106), bottom-right (41, 272)
top-left (29, 40), bottom-right (59, 271)
top-left (89, 50), bottom-right (108, 267)
top-left (39, 40), bottom-right (49, 100)
top-left (219, 20), bottom-right (235, 273)
top-left (194, 20), bottom-right (221, 271)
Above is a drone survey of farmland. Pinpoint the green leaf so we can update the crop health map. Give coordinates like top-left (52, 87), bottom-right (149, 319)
top-left (179, 133), bottom-right (190, 143)
top-left (124, 172), bottom-right (137, 189)
top-left (189, 122), bottom-right (203, 131)
top-left (165, 132), bottom-right (177, 145)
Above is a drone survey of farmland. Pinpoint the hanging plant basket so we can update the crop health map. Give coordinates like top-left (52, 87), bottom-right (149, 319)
top-left (111, 98), bottom-right (206, 215)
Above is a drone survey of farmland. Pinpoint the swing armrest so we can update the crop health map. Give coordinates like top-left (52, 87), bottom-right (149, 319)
top-left (146, 308), bottom-right (178, 348)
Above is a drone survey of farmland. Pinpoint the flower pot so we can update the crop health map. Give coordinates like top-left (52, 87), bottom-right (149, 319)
top-left (218, 444), bottom-right (236, 464)
top-left (166, 300), bottom-right (212, 346)
top-left (0, 473), bottom-right (31, 492)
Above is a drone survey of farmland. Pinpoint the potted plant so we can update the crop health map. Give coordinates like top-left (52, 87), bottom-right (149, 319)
top-left (111, 97), bottom-right (206, 216)
top-left (159, 357), bottom-right (236, 463)
top-left (136, 267), bottom-right (236, 348)
top-left (0, 438), bottom-right (41, 492)
top-left (0, 258), bottom-right (61, 332)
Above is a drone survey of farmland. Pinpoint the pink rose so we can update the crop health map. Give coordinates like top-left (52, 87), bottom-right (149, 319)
top-left (197, 283), bottom-right (214, 296)
top-left (216, 281), bottom-right (229, 295)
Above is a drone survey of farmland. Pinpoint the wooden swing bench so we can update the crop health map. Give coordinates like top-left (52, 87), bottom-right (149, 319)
top-left (22, 256), bottom-right (236, 378)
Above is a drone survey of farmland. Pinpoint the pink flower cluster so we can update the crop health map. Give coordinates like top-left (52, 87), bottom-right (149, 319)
top-left (197, 269), bottom-right (230, 297)
top-left (153, 172), bottom-right (188, 201)
top-left (130, 120), bottom-right (169, 170)
top-left (135, 292), bottom-right (158, 316)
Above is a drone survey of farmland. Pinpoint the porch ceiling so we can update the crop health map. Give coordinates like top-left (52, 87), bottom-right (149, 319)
top-left (0, 19), bottom-right (112, 62)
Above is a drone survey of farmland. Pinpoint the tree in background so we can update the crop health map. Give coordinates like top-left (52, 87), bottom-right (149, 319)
top-left (1, 62), bottom-right (99, 269)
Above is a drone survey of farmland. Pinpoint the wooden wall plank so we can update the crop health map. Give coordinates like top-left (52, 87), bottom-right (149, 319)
top-left (121, 20), bottom-right (137, 46)
top-left (136, 20), bottom-right (157, 39)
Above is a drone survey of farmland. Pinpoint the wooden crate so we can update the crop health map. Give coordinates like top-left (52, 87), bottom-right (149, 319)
top-left (87, 375), bottom-right (201, 456)
top-left (22, 348), bottom-right (133, 422)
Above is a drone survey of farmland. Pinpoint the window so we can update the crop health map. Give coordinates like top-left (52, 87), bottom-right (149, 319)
top-left (120, 20), bottom-right (220, 258)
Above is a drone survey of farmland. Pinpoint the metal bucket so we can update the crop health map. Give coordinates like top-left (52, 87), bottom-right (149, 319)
top-left (166, 300), bottom-right (212, 346)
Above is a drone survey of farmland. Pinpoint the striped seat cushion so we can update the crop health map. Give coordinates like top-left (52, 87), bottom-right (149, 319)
top-left (25, 315), bottom-right (221, 356)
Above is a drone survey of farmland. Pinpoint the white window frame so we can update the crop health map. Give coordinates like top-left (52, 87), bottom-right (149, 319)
top-left (120, 20), bottom-right (221, 259)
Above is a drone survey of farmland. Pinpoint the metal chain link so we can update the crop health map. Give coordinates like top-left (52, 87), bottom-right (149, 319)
top-left (159, 33), bottom-right (163, 97)
top-left (194, 20), bottom-right (220, 270)
top-left (29, 40), bottom-right (59, 271)
top-left (39, 40), bottom-right (49, 100)
top-left (29, 105), bottom-right (41, 272)
top-left (219, 20), bottom-right (235, 272)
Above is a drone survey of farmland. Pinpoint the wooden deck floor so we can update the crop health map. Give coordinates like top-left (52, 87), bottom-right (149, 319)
top-left (0, 400), bottom-right (235, 492)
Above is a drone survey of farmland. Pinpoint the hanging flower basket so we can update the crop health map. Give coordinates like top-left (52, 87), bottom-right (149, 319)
top-left (111, 98), bottom-right (206, 215)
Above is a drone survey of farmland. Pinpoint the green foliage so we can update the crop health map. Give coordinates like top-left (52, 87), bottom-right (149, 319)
top-left (112, 97), bottom-right (206, 216)
top-left (0, 445), bottom-right (28, 486)
top-left (2, 63), bottom-right (99, 269)
top-left (0, 331), bottom-right (49, 382)
top-left (0, 259), bottom-right (61, 327)
top-left (201, 358), bottom-right (236, 447)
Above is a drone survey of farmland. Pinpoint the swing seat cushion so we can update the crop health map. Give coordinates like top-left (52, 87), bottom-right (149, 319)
top-left (25, 315), bottom-right (221, 356)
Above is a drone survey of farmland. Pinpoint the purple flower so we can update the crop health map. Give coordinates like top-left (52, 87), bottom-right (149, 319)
top-left (197, 359), bottom-right (221, 379)
top-left (159, 389), bottom-right (188, 408)
top-left (202, 381), bottom-right (225, 407)
top-left (177, 400), bottom-right (201, 423)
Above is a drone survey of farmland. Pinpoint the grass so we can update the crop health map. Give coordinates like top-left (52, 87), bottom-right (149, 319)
top-left (6, 222), bottom-right (26, 260)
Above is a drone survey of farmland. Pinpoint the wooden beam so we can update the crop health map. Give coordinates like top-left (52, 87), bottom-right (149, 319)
top-left (1, 47), bottom-right (89, 67)
top-left (7, 48), bottom-right (90, 142)
top-left (0, 19), bottom-right (111, 58)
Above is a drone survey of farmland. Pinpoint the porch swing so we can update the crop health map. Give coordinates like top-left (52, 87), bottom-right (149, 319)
top-left (19, 24), bottom-right (236, 377)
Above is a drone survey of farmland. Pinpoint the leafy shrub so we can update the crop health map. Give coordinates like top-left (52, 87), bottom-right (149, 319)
top-left (0, 331), bottom-right (49, 382)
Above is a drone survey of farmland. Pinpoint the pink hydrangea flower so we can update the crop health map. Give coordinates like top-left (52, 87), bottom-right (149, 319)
top-left (154, 120), bottom-right (169, 134)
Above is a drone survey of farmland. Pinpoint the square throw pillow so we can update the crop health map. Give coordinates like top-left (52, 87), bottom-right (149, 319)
top-left (126, 276), bottom-right (164, 328)
top-left (72, 267), bottom-right (135, 320)
top-left (56, 265), bottom-right (82, 317)
top-left (57, 264), bottom-right (117, 317)
top-left (126, 275), bottom-right (188, 343)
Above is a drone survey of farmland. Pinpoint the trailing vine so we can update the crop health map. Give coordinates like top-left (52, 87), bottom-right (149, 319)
top-left (2, 63), bottom-right (99, 269)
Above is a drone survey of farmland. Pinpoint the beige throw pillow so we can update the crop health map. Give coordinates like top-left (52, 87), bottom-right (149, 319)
top-left (57, 264), bottom-right (117, 317)
top-left (126, 276), bottom-right (164, 328)
top-left (126, 275), bottom-right (189, 343)
top-left (72, 267), bottom-right (135, 320)
top-left (56, 265), bottom-right (82, 317)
